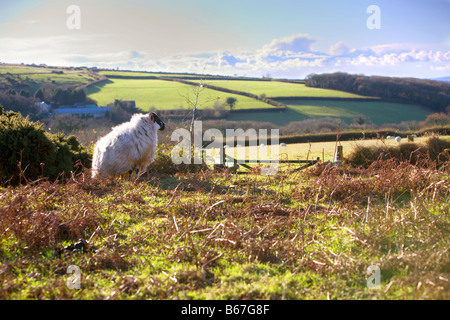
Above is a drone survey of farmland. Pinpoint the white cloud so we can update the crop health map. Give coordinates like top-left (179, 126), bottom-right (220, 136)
top-left (345, 49), bottom-right (450, 67)
top-left (1, 30), bottom-right (449, 79)
top-left (260, 33), bottom-right (316, 55)
top-left (329, 41), bottom-right (351, 56)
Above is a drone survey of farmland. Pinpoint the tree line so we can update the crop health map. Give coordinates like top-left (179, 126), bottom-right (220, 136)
top-left (305, 72), bottom-right (450, 113)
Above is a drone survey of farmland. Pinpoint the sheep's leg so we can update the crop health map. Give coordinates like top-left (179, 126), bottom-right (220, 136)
top-left (135, 167), bottom-right (140, 180)
top-left (128, 168), bottom-right (136, 182)
top-left (136, 165), bottom-right (145, 181)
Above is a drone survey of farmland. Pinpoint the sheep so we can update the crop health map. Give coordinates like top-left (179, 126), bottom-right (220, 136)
top-left (395, 136), bottom-right (402, 143)
top-left (91, 112), bottom-right (165, 179)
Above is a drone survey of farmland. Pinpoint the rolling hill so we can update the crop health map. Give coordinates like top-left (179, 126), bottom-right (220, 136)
top-left (0, 64), bottom-right (437, 127)
top-left (86, 69), bottom-right (432, 126)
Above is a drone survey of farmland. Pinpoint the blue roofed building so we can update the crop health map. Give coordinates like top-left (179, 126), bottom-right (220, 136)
top-left (53, 103), bottom-right (110, 118)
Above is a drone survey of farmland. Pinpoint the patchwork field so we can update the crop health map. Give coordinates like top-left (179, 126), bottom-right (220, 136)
top-left (88, 71), bottom-right (431, 126)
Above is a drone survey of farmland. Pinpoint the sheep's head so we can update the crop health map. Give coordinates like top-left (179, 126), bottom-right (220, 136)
top-left (150, 112), bottom-right (165, 131)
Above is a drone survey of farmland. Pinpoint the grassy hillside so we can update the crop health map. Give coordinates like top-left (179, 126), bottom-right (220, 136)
top-left (87, 78), bottom-right (272, 111)
top-left (0, 138), bottom-right (448, 300)
top-left (196, 80), bottom-right (371, 99)
top-left (0, 64), bottom-right (98, 94)
top-left (225, 100), bottom-right (430, 126)
top-left (88, 70), bottom-right (432, 126)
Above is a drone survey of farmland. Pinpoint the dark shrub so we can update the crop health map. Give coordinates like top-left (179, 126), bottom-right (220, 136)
top-left (0, 106), bottom-right (91, 185)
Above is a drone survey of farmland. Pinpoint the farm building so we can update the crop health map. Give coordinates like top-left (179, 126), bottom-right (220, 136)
top-left (53, 104), bottom-right (110, 118)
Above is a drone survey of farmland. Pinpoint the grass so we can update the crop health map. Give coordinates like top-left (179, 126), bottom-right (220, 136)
top-left (226, 100), bottom-right (431, 126)
top-left (197, 80), bottom-right (370, 98)
top-left (0, 139), bottom-right (449, 300)
top-left (87, 79), bottom-right (272, 110)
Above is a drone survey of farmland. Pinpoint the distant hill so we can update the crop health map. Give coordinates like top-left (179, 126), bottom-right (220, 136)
top-left (432, 76), bottom-right (450, 83)
top-left (306, 72), bottom-right (450, 113)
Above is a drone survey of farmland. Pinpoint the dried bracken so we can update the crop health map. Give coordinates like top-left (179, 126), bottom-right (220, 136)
top-left (0, 148), bottom-right (449, 299)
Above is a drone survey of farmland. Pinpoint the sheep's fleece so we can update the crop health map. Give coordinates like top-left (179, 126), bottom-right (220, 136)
top-left (92, 112), bottom-right (165, 178)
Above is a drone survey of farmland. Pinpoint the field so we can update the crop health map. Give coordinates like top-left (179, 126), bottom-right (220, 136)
top-left (0, 136), bottom-right (449, 301)
top-left (196, 80), bottom-right (371, 98)
top-left (226, 99), bottom-right (431, 126)
top-left (87, 79), bottom-right (273, 111)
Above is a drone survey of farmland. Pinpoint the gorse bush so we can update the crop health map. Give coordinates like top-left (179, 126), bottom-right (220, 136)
top-left (0, 105), bottom-right (91, 185)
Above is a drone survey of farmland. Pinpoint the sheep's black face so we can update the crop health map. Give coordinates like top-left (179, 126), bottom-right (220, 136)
top-left (150, 112), bottom-right (165, 131)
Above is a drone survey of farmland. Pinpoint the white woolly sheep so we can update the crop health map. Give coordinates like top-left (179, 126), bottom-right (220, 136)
top-left (91, 112), bottom-right (165, 179)
top-left (395, 136), bottom-right (402, 143)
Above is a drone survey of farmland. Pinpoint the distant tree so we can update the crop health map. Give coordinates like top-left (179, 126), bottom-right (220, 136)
top-left (51, 88), bottom-right (87, 105)
top-left (52, 88), bottom-right (63, 104)
top-left (73, 89), bottom-right (86, 103)
top-left (354, 115), bottom-right (367, 126)
top-left (19, 90), bottom-right (30, 98)
top-left (226, 97), bottom-right (237, 111)
top-left (34, 88), bottom-right (45, 101)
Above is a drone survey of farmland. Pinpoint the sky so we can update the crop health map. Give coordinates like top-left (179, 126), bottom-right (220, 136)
top-left (0, 0), bottom-right (449, 79)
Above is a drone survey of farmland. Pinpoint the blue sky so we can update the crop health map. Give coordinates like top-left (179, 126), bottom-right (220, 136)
top-left (0, 0), bottom-right (449, 78)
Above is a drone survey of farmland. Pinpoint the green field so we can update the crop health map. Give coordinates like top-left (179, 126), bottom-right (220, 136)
top-left (226, 99), bottom-right (431, 126)
top-left (197, 80), bottom-right (371, 98)
top-left (87, 79), bottom-right (273, 110)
